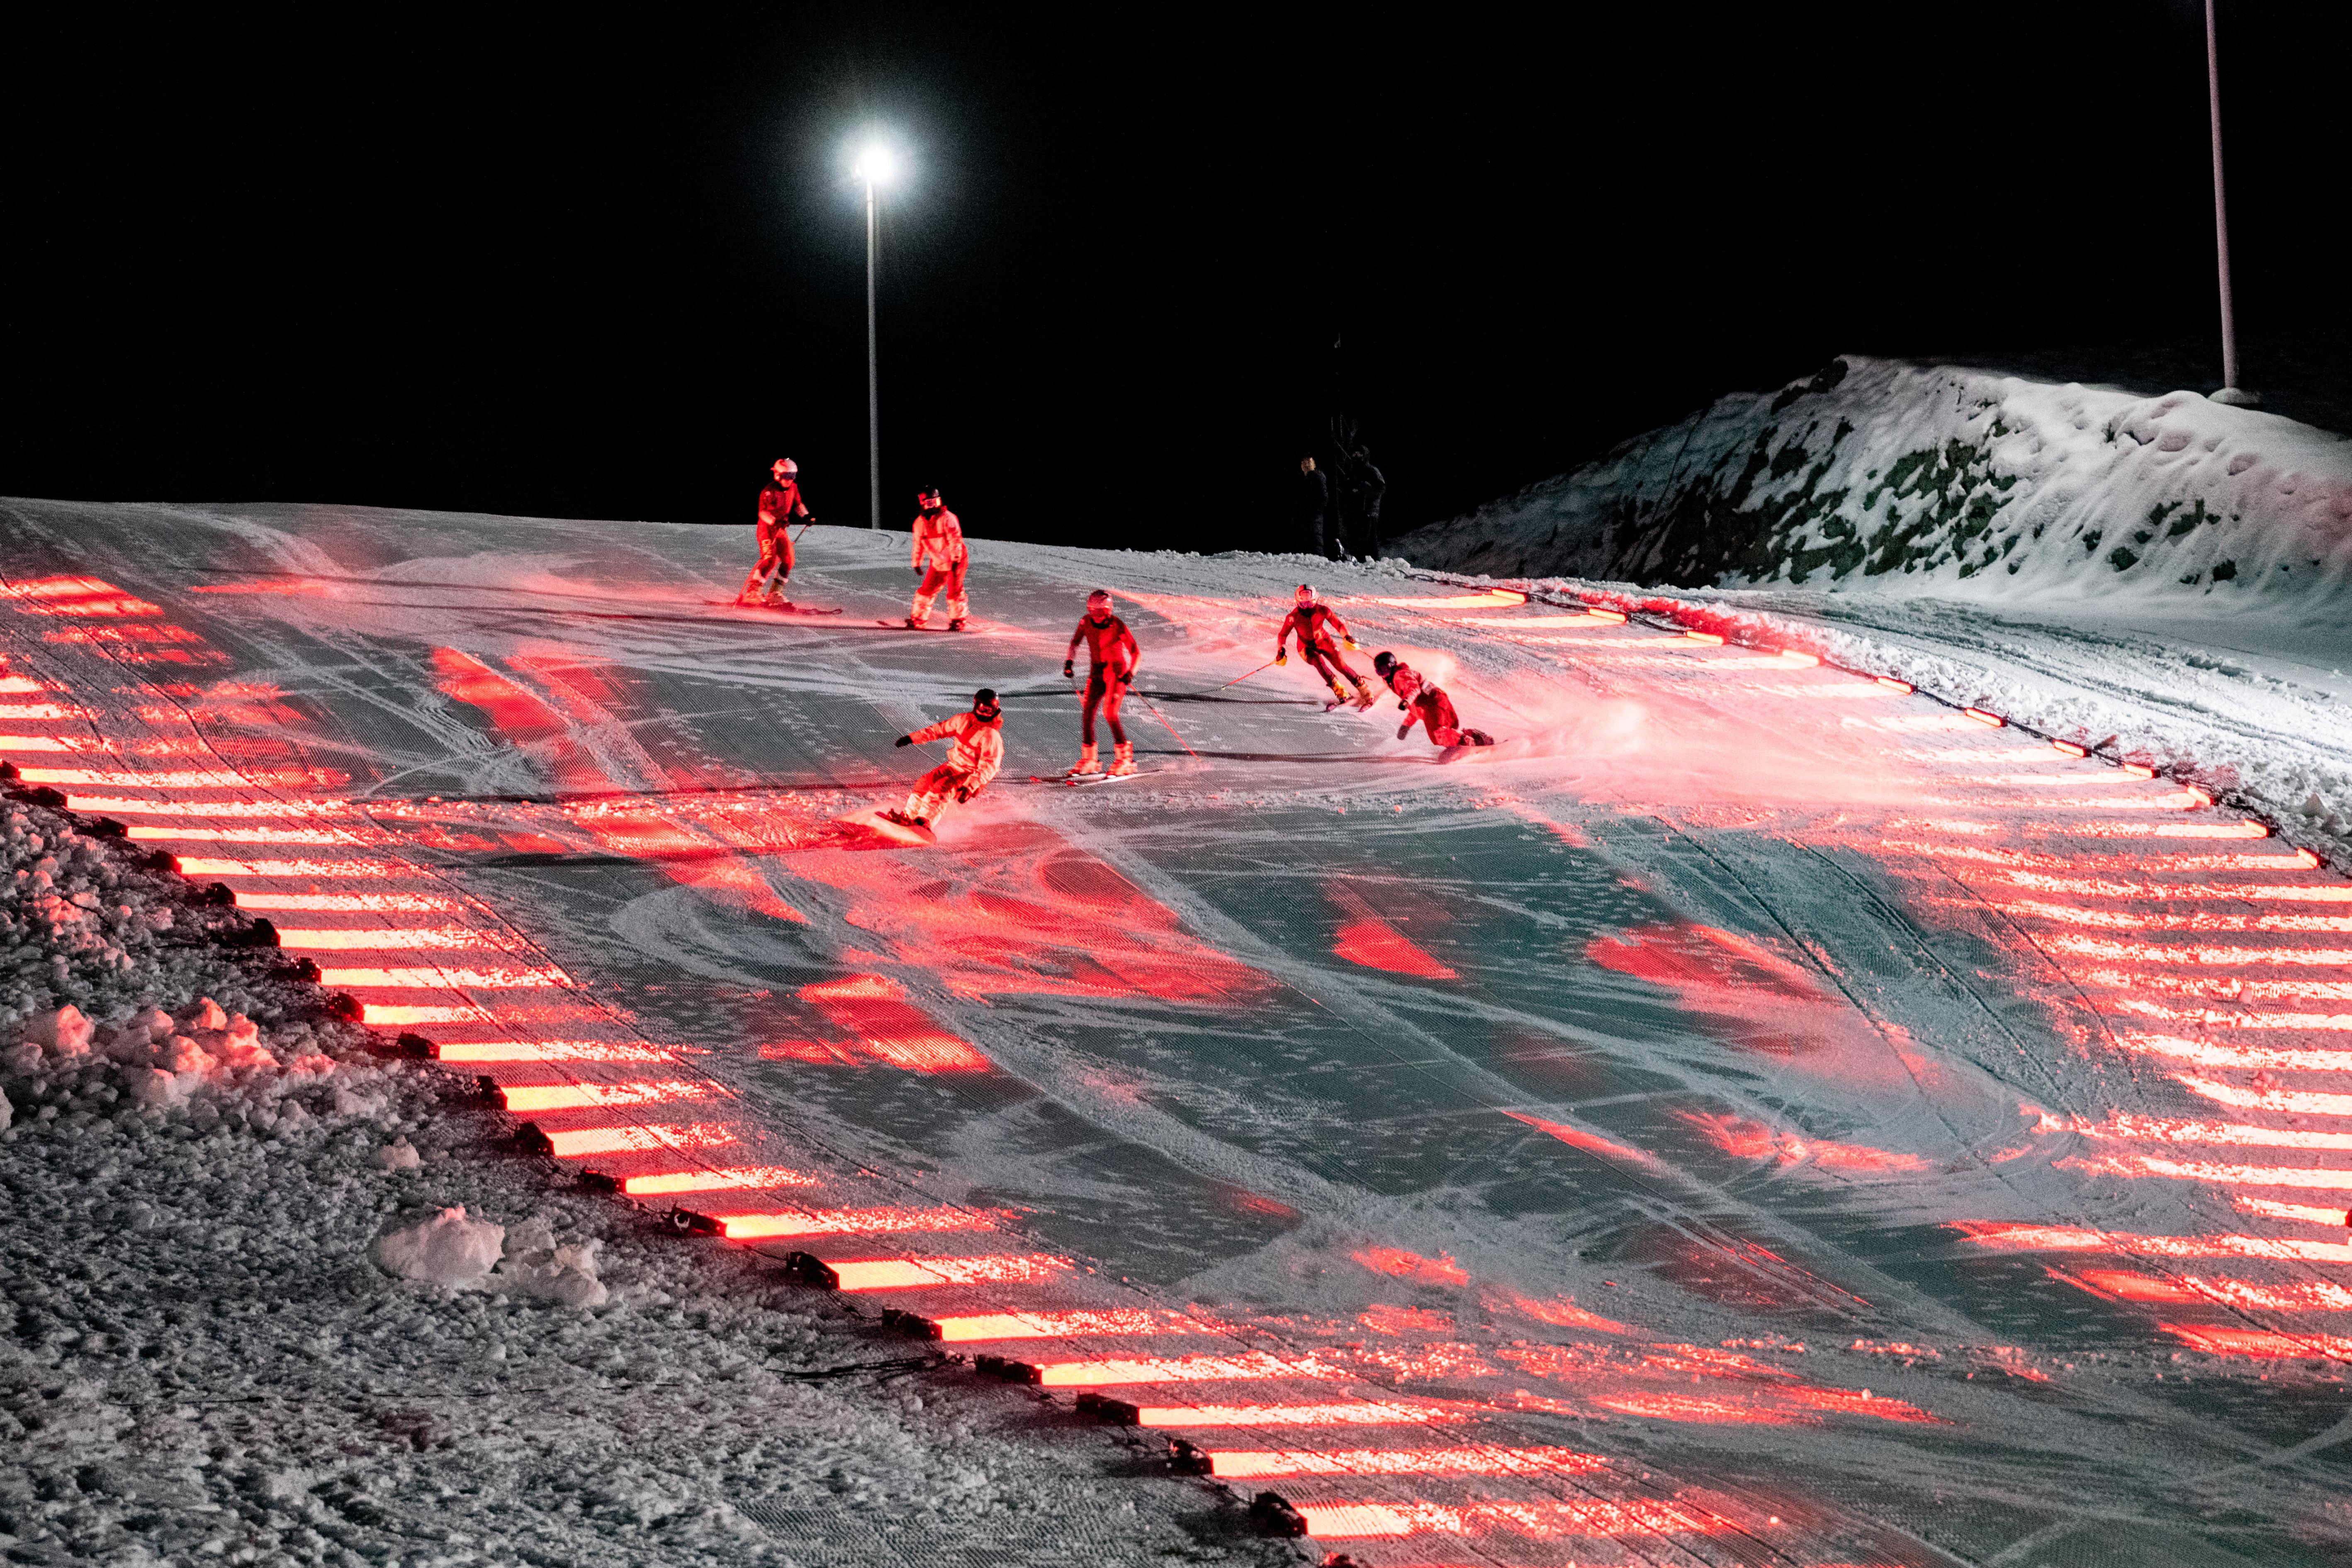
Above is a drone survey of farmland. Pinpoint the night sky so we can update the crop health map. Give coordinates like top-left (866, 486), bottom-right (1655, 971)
top-left (6, 4), bottom-right (2345, 550)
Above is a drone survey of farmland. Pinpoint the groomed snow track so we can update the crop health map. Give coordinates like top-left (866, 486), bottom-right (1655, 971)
top-left (5, 501), bottom-right (2350, 1567)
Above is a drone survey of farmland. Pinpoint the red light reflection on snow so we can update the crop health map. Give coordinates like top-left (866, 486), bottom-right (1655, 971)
top-left (1505, 1109), bottom-right (1662, 1170)
top-left (277, 926), bottom-right (519, 952)
top-left (794, 974), bottom-right (991, 1072)
top-left (1326, 880), bottom-right (1457, 980)
top-left (2160, 1325), bottom-right (2352, 1361)
top-left (233, 892), bottom-right (455, 912)
top-left (1485, 1288), bottom-right (1628, 1335)
top-left (543, 1123), bottom-right (737, 1158)
top-left (2060, 1269), bottom-right (2352, 1312)
top-left (1206, 1445), bottom-right (1610, 1480)
top-left (1678, 1112), bottom-right (1936, 1174)
top-left (620, 1167), bottom-right (815, 1195)
top-left (178, 856), bottom-right (421, 879)
top-left (1367, 590), bottom-right (1528, 608)
top-left (1125, 1402), bottom-right (1455, 1428)
top-left (830, 1255), bottom-right (1070, 1291)
top-left (718, 1208), bottom-right (980, 1240)
top-left (1351, 1247), bottom-right (1470, 1286)
top-left (1035, 1353), bottom-right (1312, 1387)
top-left (319, 963), bottom-right (568, 990)
top-left (436, 1040), bottom-right (673, 1065)
top-left (8, 576), bottom-right (165, 615)
top-left (2174, 1075), bottom-right (2352, 1117)
top-left (1952, 1221), bottom-right (2352, 1263)
top-left (928, 1309), bottom-right (1219, 1342)
top-left (1296, 1497), bottom-right (1715, 1539)
top-left (498, 1081), bottom-right (711, 1113)
top-left (2038, 1108), bottom-right (2352, 1153)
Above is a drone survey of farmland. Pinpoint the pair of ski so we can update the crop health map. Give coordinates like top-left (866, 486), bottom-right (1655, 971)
top-left (1033, 770), bottom-right (1143, 788)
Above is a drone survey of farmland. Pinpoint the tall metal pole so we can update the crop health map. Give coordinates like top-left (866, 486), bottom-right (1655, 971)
top-left (864, 176), bottom-right (881, 529)
top-left (2205, 0), bottom-right (2240, 394)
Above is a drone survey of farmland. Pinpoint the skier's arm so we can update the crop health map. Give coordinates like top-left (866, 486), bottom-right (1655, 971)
top-left (1118, 624), bottom-right (1140, 681)
top-left (1328, 608), bottom-right (1357, 649)
top-left (904, 717), bottom-right (955, 747)
top-left (1274, 609), bottom-right (1296, 658)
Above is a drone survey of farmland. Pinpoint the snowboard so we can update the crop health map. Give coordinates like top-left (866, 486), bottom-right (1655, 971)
top-left (848, 808), bottom-right (936, 845)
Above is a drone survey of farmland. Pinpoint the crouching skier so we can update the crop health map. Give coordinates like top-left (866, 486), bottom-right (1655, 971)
top-left (1063, 589), bottom-right (1141, 778)
top-left (1374, 652), bottom-right (1495, 749)
top-left (907, 487), bottom-right (970, 630)
top-left (885, 688), bottom-right (1005, 829)
top-left (1275, 584), bottom-right (1375, 709)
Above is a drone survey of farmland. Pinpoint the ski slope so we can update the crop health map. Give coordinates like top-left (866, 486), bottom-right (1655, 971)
top-left (5, 499), bottom-right (2351, 1567)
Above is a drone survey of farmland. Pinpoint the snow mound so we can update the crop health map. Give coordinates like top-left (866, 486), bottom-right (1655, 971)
top-left (494, 1215), bottom-right (609, 1307)
top-left (1402, 355), bottom-right (2352, 613)
top-left (375, 1135), bottom-right (423, 1170)
top-left (373, 1206), bottom-right (506, 1288)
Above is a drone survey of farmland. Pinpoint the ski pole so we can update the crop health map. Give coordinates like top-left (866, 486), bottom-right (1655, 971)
top-left (1143, 696), bottom-right (1199, 759)
top-left (1197, 659), bottom-right (1276, 696)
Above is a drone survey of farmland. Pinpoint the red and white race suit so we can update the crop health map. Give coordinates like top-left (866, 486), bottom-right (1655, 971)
top-left (910, 507), bottom-right (968, 623)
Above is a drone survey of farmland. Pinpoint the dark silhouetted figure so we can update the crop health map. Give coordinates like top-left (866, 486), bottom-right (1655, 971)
top-left (1352, 446), bottom-right (1386, 560)
top-left (1293, 456), bottom-right (1331, 557)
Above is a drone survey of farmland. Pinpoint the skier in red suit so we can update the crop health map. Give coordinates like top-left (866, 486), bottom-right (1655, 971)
top-left (1275, 584), bottom-right (1374, 708)
top-left (907, 488), bottom-right (968, 630)
top-left (1063, 589), bottom-right (1141, 776)
top-left (885, 689), bottom-right (1005, 828)
top-left (1374, 652), bottom-right (1495, 749)
top-left (740, 458), bottom-right (810, 605)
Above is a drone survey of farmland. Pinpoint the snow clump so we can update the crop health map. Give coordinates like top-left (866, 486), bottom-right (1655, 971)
top-left (373, 1205), bottom-right (507, 1287)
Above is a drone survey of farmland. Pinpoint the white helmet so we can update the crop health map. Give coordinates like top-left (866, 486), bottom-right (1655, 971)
top-left (773, 458), bottom-right (798, 475)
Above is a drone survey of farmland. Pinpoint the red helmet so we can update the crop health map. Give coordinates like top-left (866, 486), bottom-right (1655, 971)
top-left (1086, 589), bottom-right (1112, 610)
top-left (1294, 584), bottom-right (1318, 605)
top-left (773, 458), bottom-right (798, 475)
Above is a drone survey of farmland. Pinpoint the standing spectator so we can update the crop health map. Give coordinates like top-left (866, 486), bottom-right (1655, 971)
top-left (1352, 446), bottom-right (1386, 560)
top-left (1292, 455), bottom-right (1330, 557)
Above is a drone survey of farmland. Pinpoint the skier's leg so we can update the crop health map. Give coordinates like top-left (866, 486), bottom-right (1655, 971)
top-left (1101, 678), bottom-right (1128, 747)
top-left (1305, 649), bottom-right (1347, 703)
top-left (1081, 671), bottom-right (1103, 748)
top-left (1428, 724), bottom-right (1461, 748)
top-left (944, 563), bottom-right (968, 627)
top-left (910, 566), bottom-right (946, 626)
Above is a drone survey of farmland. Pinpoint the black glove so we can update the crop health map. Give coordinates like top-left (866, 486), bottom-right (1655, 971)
top-left (954, 785), bottom-right (972, 803)
top-left (1119, 671), bottom-right (1135, 686)
top-left (1397, 701), bottom-right (1408, 712)
top-left (894, 735), bottom-right (912, 748)
top-left (1063, 660), bottom-right (1075, 680)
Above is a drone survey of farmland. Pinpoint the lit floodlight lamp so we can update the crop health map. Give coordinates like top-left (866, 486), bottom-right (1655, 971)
top-left (851, 141), bottom-right (900, 189)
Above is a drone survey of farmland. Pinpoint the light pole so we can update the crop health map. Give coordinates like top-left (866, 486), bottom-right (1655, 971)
top-left (2204, 0), bottom-right (2256, 406)
top-left (852, 141), bottom-right (900, 528)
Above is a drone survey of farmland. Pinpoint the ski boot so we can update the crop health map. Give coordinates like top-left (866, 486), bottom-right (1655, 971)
top-left (903, 616), bottom-right (926, 630)
top-left (763, 591), bottom-right (791, 608)
top-left (1107, 741), bottom-right (1137, 778)
top-left (1068, 743), bottom-right (1101, 779)
top-left (1351, 678), bottom-right (1377, 710)
top-left (948, 617), bottom-right (967, 632)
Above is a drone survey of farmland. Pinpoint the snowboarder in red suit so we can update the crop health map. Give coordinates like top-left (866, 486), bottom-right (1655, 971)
top-left (908, 488), bottom-right (969, 630)
top-left (1063, 589), bottom-right (1141, 777)
top-left (741, 458), bottom-right (810, 605)
top-left (1374, 651), bottom-right (1494, 749)
top-left (886, 689), bottom-right (1005, 828)
top-left (1275, 584), bottom-right (1375, 708)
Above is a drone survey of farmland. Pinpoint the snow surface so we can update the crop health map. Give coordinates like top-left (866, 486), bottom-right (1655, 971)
top-left (7, 495), bottom-right (2352, 1566)
top-left (1397, 356), bottom-right (2352, 870)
